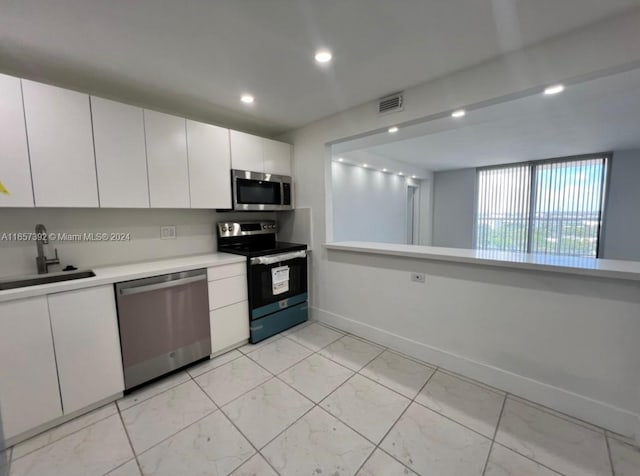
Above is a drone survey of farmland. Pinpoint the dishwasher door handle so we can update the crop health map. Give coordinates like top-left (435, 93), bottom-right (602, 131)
top-left (118, 274), bottom-right (207, 296)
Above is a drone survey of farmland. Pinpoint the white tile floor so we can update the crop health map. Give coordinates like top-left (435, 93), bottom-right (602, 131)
top-left (2, 321), bottom-right (640, 476)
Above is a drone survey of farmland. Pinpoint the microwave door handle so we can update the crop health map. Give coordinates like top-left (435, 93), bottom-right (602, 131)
top-left (250, 250), bottom-right (307, 265)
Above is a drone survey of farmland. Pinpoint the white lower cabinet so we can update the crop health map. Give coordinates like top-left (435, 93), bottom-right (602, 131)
top-left (207, 263), bottom-right (249, 355)
top-left (0, 297), bottom-right (62, 441)
top-left (210, 301), bottom-right (250, 354)
top-left (208, 275), bottom-right (248, 310)
top-left (48, 286), bottom-right (124, 415)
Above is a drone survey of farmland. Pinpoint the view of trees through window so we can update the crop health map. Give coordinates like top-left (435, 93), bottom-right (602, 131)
top-left (475, 155), bottom-right (609, 257)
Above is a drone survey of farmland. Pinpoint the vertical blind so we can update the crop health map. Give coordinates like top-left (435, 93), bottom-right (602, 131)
top-left (476, 155), bottom-right (608, 257)
top-left (476, 165), bottom-right (530, 252)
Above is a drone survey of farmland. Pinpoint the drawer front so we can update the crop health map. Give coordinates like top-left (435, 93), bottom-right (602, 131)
top-left (250, 301), bottom-right (308, 344)
top-left (207, 262), bottom-right (246, 282)
top-left (210, 301), bottom-right (249, 354)
top-left (209, 275), bottom-right (248, 310)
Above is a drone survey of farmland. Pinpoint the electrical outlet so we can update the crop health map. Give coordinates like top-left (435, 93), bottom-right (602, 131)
top-left (411, 272), bottom-right (426, 283)
top-left (160, 225), bottom-right (177, 240)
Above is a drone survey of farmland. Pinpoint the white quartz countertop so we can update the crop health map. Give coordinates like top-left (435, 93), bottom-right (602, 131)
top-left (325, 242), bottom-right (640, 281)
top-left (0, 253), bottom-right (245, 303)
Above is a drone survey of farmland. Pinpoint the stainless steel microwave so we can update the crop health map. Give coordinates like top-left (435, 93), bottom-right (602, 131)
top-left (232, 169), bottom-right (293, 211)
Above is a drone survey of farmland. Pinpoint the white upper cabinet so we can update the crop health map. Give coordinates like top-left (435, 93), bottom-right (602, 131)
top-left (22, 80), bottom-right (99, 207)
top-left (144, 110), bottom-right (190, 208)
top-left (48, 286), bottom-right (124, 415)
top-left (263, 138), bottom-right (292, 176)
top-left (91, 97), bottom-right (149, 208)
top-left (0, 296), bottom-right (62, 441)
top-left (186, 120), bottom-right (232, 209)
top-left (2, 75), bottom-right (289, 209)
top-left (230, 131), bottom-right (292, 176)
top-left (0, 74), bottom-right (34, 207)
top-left (230, 130), bottom-right (264, 173)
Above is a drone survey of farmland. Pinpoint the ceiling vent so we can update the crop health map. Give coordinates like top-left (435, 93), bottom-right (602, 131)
top-left (378, 92), bottom-right (404, 114)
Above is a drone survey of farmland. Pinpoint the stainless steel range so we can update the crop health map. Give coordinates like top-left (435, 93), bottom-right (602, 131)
top-left (217, 220), bottom-right (308, 343)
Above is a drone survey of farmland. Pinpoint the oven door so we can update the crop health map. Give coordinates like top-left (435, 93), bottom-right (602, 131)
top-left (232, 169), bottom-right (292, 211)
top-left (248, 251), bottom-right (307, 317)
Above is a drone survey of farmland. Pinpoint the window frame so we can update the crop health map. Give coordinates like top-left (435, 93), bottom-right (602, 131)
top-left (474, 152), bottom-right (611, 257)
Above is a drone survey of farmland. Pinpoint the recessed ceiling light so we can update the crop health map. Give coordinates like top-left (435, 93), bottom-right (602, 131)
top-left (544, 84), bottom-right (565, 95)
top-left (314, 49), bottom-right (333, 63)
top-left (388, 126), bottom-right (399, 133)
top-left (412, 175), bottom-right (417, 178)
top-left (451, 109), bottom-right (466, 118)
top-left (382, 168), bottom-right (387, 172)
top-left (337, 157), bottom-right (344, 162)
top-left (398, 172), bottom-right (404, 176)
top-left (362, 164), bottom-right (368, 168)
top-left (240, 94), bottom-right (254, 104)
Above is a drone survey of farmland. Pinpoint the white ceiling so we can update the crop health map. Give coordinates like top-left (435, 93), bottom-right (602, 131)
top-left (0, 0), bottom-right (637, 136)
top-left (350, 66), bottom-right (640, 171)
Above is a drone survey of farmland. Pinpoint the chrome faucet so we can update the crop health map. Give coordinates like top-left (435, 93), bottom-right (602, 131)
top-left (35, 224), bottom-right (60, 274)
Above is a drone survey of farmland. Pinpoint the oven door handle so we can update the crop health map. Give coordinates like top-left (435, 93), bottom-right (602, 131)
top-left (249, 250), bottom-right (306, 265)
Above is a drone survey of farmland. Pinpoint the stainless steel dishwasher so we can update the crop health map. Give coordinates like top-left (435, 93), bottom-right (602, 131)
top-left (115, 269), bottom-right (210, 390)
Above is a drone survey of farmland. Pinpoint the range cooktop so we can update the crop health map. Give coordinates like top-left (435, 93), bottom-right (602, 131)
top-left (216, 220), bottom-right (307, 258)
top-left (218, 241), bottom-right (307, 258)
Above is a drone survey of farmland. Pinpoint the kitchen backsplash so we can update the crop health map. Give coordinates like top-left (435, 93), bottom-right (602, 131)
top-left (0, 208), bottom-right (271, 278)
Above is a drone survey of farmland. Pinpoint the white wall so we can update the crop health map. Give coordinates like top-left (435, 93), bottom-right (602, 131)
top-left (282, 11), bottom-right (640, 438)
top-left (332, 162), bottom-right (416, 244)
top-left (318, 251), bottom-right (640, 437)
top-left (417, 178), bottom-right (434, 246)
top-left (432, 169), bottom-right (476, 249)
top-left (602, 150), bottom-right (640, 261)
top-left (0, 208), bottom-right (269, 278)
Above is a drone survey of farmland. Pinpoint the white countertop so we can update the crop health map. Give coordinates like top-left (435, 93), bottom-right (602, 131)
top-left (325, 242), bottom-right (640, 281)
top-left (0, 253), bottom-right (245, 303)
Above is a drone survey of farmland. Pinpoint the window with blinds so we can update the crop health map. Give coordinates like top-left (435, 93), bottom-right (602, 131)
top-left (475, 154), bottom-right (609, 257)
top-left (476, 165), bottom-right (531, 252)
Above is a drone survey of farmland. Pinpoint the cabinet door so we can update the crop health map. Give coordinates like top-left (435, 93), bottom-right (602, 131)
top-left (48, 286), bottom-right (124, 415)
top-left (92, 97), bottom-right (149, 208)
top-left (208, 275), bottom-right (248, 310)
top-left (0, 297), bottom-right (62, 441)
top-left (0, 74), bottom-right (34, 207)
top-left (144, 110), bottom-right (190, 208)
top-left (210, 301), bottom-right (249, 354)
top-left (263, 138), bottom-right (292, 176)
top-left (229, 130), bottom-right (264, 173)
top-left (186, 120), bottom-right (231, 209)
top-left (22, 80), bottom-right (99, 207)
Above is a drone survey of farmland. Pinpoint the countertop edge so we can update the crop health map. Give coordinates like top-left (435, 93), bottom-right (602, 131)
top-left (324, 242), bottom-right (640, 282)
top-left (0, 253), bottom-right (246, 303)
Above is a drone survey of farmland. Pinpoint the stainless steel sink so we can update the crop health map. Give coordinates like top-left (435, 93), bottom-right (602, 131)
top-left (0, 270), bottom-right (96, 291)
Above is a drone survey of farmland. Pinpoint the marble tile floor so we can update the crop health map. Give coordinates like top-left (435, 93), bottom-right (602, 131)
top-left (2, 321), bottom-right (639, 476)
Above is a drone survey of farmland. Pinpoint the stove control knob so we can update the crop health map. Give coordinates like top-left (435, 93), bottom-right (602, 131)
top-left (222, 226), bottom-right (228, 232)
top-left (262, 225), bottom-right (267, 229)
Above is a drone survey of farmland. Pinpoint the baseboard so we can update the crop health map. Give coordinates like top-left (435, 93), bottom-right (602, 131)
top-left (311, 306), bottom-right (640, 441)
